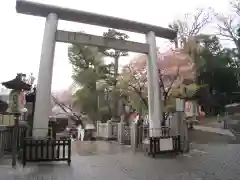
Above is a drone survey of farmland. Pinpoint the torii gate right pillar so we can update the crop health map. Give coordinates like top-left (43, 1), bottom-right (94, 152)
top-left (146, 31), bottom-right (163, 137)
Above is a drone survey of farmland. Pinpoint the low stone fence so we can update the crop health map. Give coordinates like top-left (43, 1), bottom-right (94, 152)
top-left (96, 113), bottom-right (185, 151)
top-left (96, 121), bottom-right (118, 140)
top-left (96, 121), bottom-right (132, 144)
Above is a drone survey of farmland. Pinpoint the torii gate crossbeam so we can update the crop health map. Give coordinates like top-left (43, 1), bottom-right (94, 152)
top-left (16, 0), bottom-right (177, 138)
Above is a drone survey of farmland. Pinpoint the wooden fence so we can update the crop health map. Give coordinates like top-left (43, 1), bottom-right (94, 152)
top-left (0, 129), bottom-right (5, 158)
top-left (145, 127), bottom-right (182, 157)
top-left (148, 135), bottom-right (181, 157)
top-left (0, 126), bottom-right (27, 157)
top-left (22, 138), bottom-right (71, 166)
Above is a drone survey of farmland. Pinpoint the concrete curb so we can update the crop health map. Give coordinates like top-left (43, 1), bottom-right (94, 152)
top-left (228, 129), bottom-right (240, 140)
top-left (193, 125), bottom-right (235, 137)
top-left (109, 141), bottom-right (131, 148)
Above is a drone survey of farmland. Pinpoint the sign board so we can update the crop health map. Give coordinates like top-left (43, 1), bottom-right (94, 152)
top-left (185, 100), bottom-right (199, 117)
top-left (56, 31), bottom-right (149, 54)
top-left (160, 138), bottom-right (173, 151)
top-left (176, 98), bottom-right (185, 112)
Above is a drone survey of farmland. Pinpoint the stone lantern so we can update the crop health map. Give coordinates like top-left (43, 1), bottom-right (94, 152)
top-left (2, 74), bottom-right (31, 120)
top-left (1, 73), bottom-right (31, 166)
top-left (2, 73), bottom-right (31, 115)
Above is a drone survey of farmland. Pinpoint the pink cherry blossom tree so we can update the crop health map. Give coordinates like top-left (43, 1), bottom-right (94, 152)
top-left (119, 49), bottom-right (195, 122)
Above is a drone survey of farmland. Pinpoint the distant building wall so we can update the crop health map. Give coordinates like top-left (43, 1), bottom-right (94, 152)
top-left (0, 94), bottom-right (9, 103)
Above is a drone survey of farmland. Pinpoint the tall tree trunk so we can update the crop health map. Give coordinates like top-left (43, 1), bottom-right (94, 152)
top-left (89, 81), bottom-right (98, 122)
top-left (113, 56), bottom-right (119, 120)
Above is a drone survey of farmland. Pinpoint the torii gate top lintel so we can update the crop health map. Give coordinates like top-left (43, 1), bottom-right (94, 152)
top-left (16, 0), bottom-right (177, 40)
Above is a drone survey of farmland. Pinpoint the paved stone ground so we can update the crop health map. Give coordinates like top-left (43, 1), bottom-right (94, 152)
top-left (1, 139), bottom-right (240, 180)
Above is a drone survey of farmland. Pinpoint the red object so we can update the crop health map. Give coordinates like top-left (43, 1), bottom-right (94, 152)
top-left (186, 102), bottom-right (191, 113)
top-left (199, 111), bottom-right (205, 121)
top-left (20, 91), bottom-right (26, 105)
top-left (130, 113), bottom-right (137, 119)
top-left (126, 113), bottom-right (138, 120)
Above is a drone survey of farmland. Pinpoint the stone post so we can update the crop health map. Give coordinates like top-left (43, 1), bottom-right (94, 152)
top-left (131, 123), bottom-right (138, 152)
top-left (118, 122), bottom-right (124, 144)
top-left (96, 121), bottom-right (101, 138)
top-left (176, 98), bottom-right (189, 152)
top-left (107, 120), bottom-right (112, 140)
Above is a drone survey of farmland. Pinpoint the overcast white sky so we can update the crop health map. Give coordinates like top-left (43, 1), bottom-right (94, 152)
top-left (0, 0), bottom-right (231, 91)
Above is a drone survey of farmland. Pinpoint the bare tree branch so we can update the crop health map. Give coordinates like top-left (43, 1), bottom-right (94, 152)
top-left (158, 66), bottom-right (180, 103)
top-left (231, 0), bottom-right (240, 17)
top-left (164, 67), bottom-right (180, 99)
top-left (215, 12), bottom-right (240, 56)
top-left (119, 76), bottom-right (148, 108)
top-left (189, 8), bottom-right (211, 36)
top-left (169, 8), bottom-right (212, 47)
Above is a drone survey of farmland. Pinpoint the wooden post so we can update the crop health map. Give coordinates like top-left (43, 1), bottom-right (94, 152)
top-left (22, 136), bottom-right (26, 167)
top-left (12, 113), bottom-right (20, 167)
top-left (30, 89), bottom-right (36, 136)
top-left (118, 120), bottom-right (124, 144)
top-left (67, 139), bottom-right (71, 165)
top-left (183, 120), bottom-right (189, 152)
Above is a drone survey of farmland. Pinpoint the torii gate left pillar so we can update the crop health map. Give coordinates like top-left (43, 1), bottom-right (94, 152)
top-left (16, 0), bottom-right (177, 138)
top-left (33, 13), bottom-right (58, 137)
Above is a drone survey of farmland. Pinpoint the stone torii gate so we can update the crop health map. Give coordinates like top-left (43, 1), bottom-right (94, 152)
top-left (16, 0), bottom-right (177, 138)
